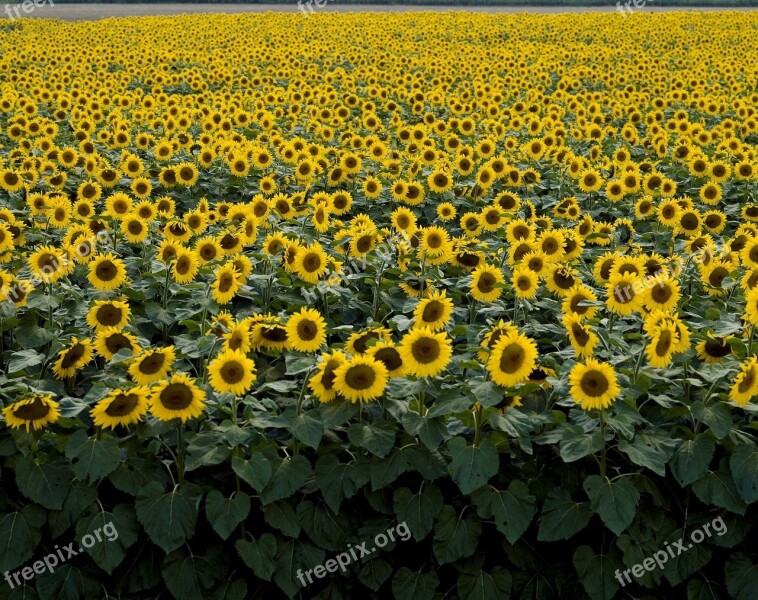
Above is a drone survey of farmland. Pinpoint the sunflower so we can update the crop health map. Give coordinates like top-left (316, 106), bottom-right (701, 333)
top-left (208, 349), bottom-right (257, 396)
top-left (486, 331), bottom-right (538, 388)
top-left (88, 253), bottom-right (128, 292)
top-left (569, 358), bottom-right (620, 411)
top-left (477, 320), bottom-right (518, 363)
top-left (470, 263), bottom-right (504, 303)
top-left (367, 340), bottom-right (406, 377)
top-left (399, 327), bottom-right (453, 378)
top-left (332, 354), bottom-right (389, 403)
top-left (128, 346), bottom-right (175, 385)
top-left (578, 169), bottom-right (603, 192)
top-left (286, 308), bottom-right (327, 353)
top-left (2, 393), bottom-right (60, 431)
top-left (563, 314), bottom-right (599, 358)
top-left (87, 299), bottom-right (130, 331)
top-left (414, 290), bottom-right (454, 331)
top-left (94, 327), bottom-right (139, 360)
top-left (211, 263), bottom-right (242, 305)
top-left (643, 276), bottom-right (681, 312)
top-left (250, 318), bottom-right (290, 352)
top-left (696, 336), bottom-right (734, 364)
top-left (512, 266), bottom-right (539, 300)
top-left (437, 203), bottom-right (457, 221)
top-left (90, 387), bottom-right (149, 429)
top-left (606, 273), bottom-right (644, 316)
top-left (428, 169), bottom-right (453, 193)
top-left (729, 356), bottom-right (758, 405)
top-left (28, 244), bottom-right (68, 283)
top-left (294, 242), bottom-right (328, 284)
top-left (52, 337), bottom-right (93, 379)
top-left (309, 351), bottom-right (347, 402)
top-left (171, 248), bottom-right (199, 284)
top-left (150, 373), bottom-right (206, 422)
top-left (544, 265), bottom-right (577, 297)
top-left (646, 321), bottom-right (680, 368)
top-left (345, 326), bottom-right (393, 355)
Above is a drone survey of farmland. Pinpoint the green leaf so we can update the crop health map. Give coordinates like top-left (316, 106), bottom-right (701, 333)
top-left (184, 432), bottom-right (231, 471)
top-left (15, 455), bottom-right (71, 510)
top-left (291, 412), bottom-right (324, 449)
top-left (661, 528), bottom-right (713, 586)
top-left (273, 538), bottom-right (325, 598)
top-left (162, 547), bottom-right (223, 600)
top-left (359, 558), bottom-right (392, 592)
top-left (65, 430), bottom-right (122, 482)
top-left (392, 567), bottom-right (439, 600)
top-left (691, 401), bottom-right (732, 439)
top-left (393, 485), bottom-right (443, 541)
top-left (670, 435), bottom-right (716, 487)
top-left (314, 454), bottom-right (366, 514)
top-left (400, 410), bottom-right (447, 450)
top-left (617, 432), bottom-right (676, 477)
top-left (236, 533), bottom-right (277, 581)
top-left (537, 489), bottom-right (592, 542)
top-left (0, 505), bottom-right (46, 572)
top-left (692, 469), bottom-right (747, 515)
top-left (7, 348), bottom-right (43, 373)
top-left (573, 545), bottom-right (621, 600)
top-left (560, 424), bottom-right (605, 463)
top-left (583, 475), bottom-right (639, 535)
top-left (348, 420), bottom-right (396, 458)
top-left (75, 504), bottom-right (139, 575)
top-left (263, 501), bottom-right (301, 537)
top-left (469, 380), bottom-right (503, 407)
top-left (725, 553), bottom-right (758, 600)
top-left (205, 490), bottom-right (250, 540)
top-left (232, 452), bottom-right (272, 493)
top-left (213, 579), bottom-right (248, 600)
top-left (135, 482), bottom-right (203, 553)
top-left (730, 444), bottom-right (758, 503)
top-left (471, 480), bottom-right (536, 544)
top-left (447, 436), bottom-right (499, 495)
top-left (432, 504), bottom-right (482, 565)
top-left (457, 567), bottom-right (512, 600)
top-left (260, 455), bottom-right (312, 505)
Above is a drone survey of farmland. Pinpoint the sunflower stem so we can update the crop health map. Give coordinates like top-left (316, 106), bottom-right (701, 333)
top-left (599, 410), bottom-right (607, 480)
top-left (749, 325), bottom-right (755, 357)
top-left (176, 421), bottom-right (185, 485)
top-left (473, 403), bottom-right (482, 447)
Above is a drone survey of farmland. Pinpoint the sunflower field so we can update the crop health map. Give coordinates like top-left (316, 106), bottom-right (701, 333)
top-left (1, 9), bottom-right (758, 600)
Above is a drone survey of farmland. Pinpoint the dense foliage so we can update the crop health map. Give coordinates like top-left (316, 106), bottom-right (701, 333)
top-left (0, 11), bottom-right (757, 600)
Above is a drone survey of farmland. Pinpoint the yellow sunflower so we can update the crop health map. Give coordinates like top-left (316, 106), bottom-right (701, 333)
top-left (332, 354), bottom-right (389, 403)
top-left (309, 351), bottom-right (347, 402)
top-left (90, 387), bottom-right (149, 429)
top-left (88, 253), bottom-right (128, 292)
top-left (149, 373), bottom-right (206, 422)
top-left (569, 358), bottom-right (620, 411)
top-left (51, 337), bottom-right (93, 379)
top-left (470, 263), bottom-right (504, 303)
top-left (486, 331), bottom-right (538, 388)
top-left (208, 349), bottom-right (257, 396)
top-left (414, 289), bottom-right (454, 332)
top-left (86, 299), bottom-right (131, 331)
top-left (286, 308), bottom-right (327, 353)
top-left (729, 356), bottom-right (758, 406)
top-left (3, 393), bottom-right (60, 431)
top-left (128, 346), bottom-right (175, 385)
top-left (398, 327), bottom-right (453, 378)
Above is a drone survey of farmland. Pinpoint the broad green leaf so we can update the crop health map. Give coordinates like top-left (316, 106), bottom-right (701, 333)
top-left (457, 567), bottom-right (512, 600)
top-left (393, 484), bottom-right (443, 541)
top-left (273, 538), bottom-right (325, 598)
top-left (314, 454), bottom-right (366, 514)
top-left (205, 490), bottom-right (250, 540)
top-left (291, 412), bottom-right (323, 449)
top-left (617, 432), bottom-right (676, 477)
top-left (15, 455), bottom-right (71, 510)
top-left (260, 455), bottom-right (312, 505)
top-left (75, 504), bottom-right (139, 575)
top-left (573, 545), bottom-right (621, 600)
top-left (232, 452), bottom-right (272, 493)
top-left (65, 430), bottom-right (122, 482)
top-left (447, 436), bottom-right (499, 495)
top-left (537, 489), bottom-right (592, 542)
top-left (236, 533), bottom-right (277, 581)
top-left (162, 547), bottom-right (223, 600)
top-left (0, 505), bottom-right (46, 572)
top-left (583, 475), bottom-right (639, 535)
top-left (359, 558), bottom-right (392, 591)
top-left (135, 482), bottom-right (203, 553)
top-left (471, 481), bottom-right (536, 544)
top-left (348, 420), bottom-right (396, 458)
top-left (692, 470), bottom-right (747, 515)
top-left (670, 435), bottom-right (716, 487)
top-left (729, 444), bottom-right (758, 503)
top-left (725, 553), bottom-right (758, 600)
top-left (432, 505), bottom-right (482, 565)
top-left (560, 425), bottom-right (604, 463)
top-left (392, 567), bottom-right (439, 600)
